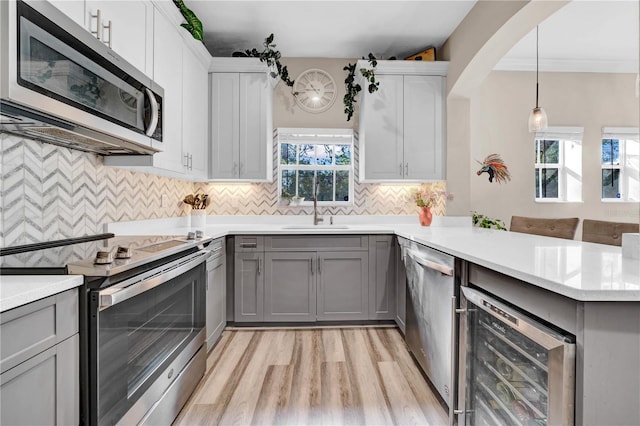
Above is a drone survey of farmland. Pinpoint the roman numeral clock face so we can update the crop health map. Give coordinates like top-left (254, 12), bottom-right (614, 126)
top-left (293, 69), bottom-right (337, 113)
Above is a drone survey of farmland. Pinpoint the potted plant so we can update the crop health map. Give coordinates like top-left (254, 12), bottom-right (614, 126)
top-left (280, 190), bottom-right (292, 206)
top-left (414, 187), bottom-right (452, 226)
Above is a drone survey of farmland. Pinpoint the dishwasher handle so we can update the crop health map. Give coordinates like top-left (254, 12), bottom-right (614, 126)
top-left (406, 249), bottom-right (453, 276)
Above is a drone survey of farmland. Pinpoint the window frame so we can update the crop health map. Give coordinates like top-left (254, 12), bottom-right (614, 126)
top-left (277, 128), bottom-right (355, 206)
top-left (601, 127), bottom-right (639, 203)
top-left (534, 127), bottom-right (584, 203)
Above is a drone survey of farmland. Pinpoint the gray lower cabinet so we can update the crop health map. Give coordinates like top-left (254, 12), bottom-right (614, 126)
top-left (234, 252), bottom-right (264, 322)
top-left (206, 240), bottom-right (227, 351)
top-left (317, 251), bottom-right (369, 321)
top-left (368, 235), bottom-right (396, 320)
top-left (264, 252), bottom-right (316, 322)
top-left (0, 288), bottom-right (79, 426)
top-left (395, 238), bottom-right (407, 334)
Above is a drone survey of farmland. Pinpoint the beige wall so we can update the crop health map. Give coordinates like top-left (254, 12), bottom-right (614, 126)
top-left (469, 71), bottom-right (639, 231)
top-left (273, 58), bottom-right (357, 129)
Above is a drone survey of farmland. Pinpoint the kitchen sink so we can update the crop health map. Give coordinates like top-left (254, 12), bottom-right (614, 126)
top-left (281, 225), bottom-right (351, 230)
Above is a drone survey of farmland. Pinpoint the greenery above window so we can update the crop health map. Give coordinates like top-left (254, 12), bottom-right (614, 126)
top-left (233, 34), bottom-right (294, 87)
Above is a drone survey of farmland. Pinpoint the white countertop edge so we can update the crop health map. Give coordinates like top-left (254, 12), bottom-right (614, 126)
top-left (0, 275), bottom-right (84, 313)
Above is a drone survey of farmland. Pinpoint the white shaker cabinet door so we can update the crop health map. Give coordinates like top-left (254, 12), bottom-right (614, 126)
top-left (85, 0), bottom-right (151, 74)
top-left (210, 73), bottom-right (240, 179)
top-left (182, 47), bottom-right (208, 179)
top-left (150, 8), bottom-right (184, 172)
top-left (361, 74), bottom-right (404, 181)
top-left (403, 75), bottom-right (445, 181)
top-left (239, 73), bottom-right (271, 181)
top-left (49, 1), bottom-right (85, 27)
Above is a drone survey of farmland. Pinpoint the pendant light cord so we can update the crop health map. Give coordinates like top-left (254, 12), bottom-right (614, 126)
top-left (535, 26), bottom-right (539, 108)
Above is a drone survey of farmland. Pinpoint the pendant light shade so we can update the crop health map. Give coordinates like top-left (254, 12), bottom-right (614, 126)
top-left (528, 26), bottom-right (548, 132)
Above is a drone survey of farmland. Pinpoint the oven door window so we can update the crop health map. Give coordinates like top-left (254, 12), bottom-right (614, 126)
top-left (95, 263), bottom-right (205, 424)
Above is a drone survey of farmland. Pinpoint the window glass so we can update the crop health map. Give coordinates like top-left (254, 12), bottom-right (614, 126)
top-left (298, 170), bottom-right (315, 199)
top-left (280, 143), bottom-right (296, 165)
top-left (335, 145), bottom-right (351, 165)
top-left (299, 144), bottom-right (315, 165)
top-left (336, 171), bottom-right (350, 202)
top-left (602, 169), bottom-right (620, 199)
top-left (534, 128), bottom-right (583, 202)
top-left (602, 139), bottom-right (620, 165)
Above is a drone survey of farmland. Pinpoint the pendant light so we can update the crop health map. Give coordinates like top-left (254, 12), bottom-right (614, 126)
top-left (528, 26), bottom-right (548, 132)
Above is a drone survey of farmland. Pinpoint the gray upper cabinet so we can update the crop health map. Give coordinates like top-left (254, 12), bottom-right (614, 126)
top-left (358, 60), bottom-right (448, 182)
top-left (210, 58), bottom-right (274, 182)
top-left (234, 252), bottom-right (264, 322)
top-left (0, 288), bottom-right (79, 426)
top-left (264, 252), bottom-right (316, 322)
top-left (317, 251), bottom-right (369, 321)
top-left (368, 235), bottom-right (396, 320)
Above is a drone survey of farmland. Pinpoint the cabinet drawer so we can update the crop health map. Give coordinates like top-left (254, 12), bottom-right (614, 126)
top-left (265, 235), bottom-right (369, 251)
top-left (1, 289), bottom-right (78, 374)
top-left (234, 236), bottom-right (264, 252)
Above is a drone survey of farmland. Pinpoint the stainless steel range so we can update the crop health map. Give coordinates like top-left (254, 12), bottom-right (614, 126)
top-left (1, 233), bottom-right (212, 425)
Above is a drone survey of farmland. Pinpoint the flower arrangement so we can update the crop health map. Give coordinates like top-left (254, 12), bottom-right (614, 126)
top-left (414, 187), bottom-right (453, 209)
top-left (183, 193), bottom-right (209, 210)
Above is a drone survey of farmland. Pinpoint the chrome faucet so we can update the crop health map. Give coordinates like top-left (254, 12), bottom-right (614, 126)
top-left (313, 176), bottom-right (324, 226)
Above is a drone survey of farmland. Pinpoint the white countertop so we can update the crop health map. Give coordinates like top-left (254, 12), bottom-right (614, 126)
top-left (0, 275), bottom-right (84, 313)
top-left (106, 215), bottom-right (640, 302)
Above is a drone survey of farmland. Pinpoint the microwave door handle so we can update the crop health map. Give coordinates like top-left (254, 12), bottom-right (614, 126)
top-left (144, 87), bottom-right (159, 136)
top-left (407, 250), bottom-right (453, 276)
top-left (98, 252), bottom-right (206, 309)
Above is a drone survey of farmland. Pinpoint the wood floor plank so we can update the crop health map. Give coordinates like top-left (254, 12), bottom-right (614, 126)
top-left (217, 333), bottom-right (274, 425)
top-left (341, 329), bottom-right (394, 425)
top-left (321, 328), bottom-right (346, 362)
top-left (175, 327), bottom-right (449, 426)
top-left (383, 328), bottom-right (449, 425)
top-left (320, 361), bottom-right (358, 425)
top-left (251, 365), bottom-right (294, 425)
top-left (379, 361), bottom-right (431, 425)
top-left (286, 329), bottom-right (323, 425)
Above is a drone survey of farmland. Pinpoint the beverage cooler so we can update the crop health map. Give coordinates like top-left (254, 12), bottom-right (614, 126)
top-left (456, 287), bottom-right (575, 426)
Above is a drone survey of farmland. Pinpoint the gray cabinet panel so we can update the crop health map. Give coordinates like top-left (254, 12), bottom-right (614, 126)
top-left (368, 235), bottom-right (396, 320)
top-left (317, 251), bottom-right (369, 321)
top-left (264, 252), bottom-right (316, 322)
top-left (234, 253), bottom-right (264, 322)
top-left (0, 334), bottom-right (79, 426)
top-left (1, 288), bottom-right (78, 374)
top-left (265, 235), bottom-right (368, 251)
top-left (395, 240), bottom-right (407, 334)
top-left (207, 250), bottom-right (227, 351)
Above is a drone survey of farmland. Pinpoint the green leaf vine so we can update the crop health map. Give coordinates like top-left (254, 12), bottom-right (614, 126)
top-left (343, 53), bottom-right (379, 122)
top-left (471, 211), bottom-right (507, 231)
top-left (233, 34), bottom-right (294, 87)
top-left (173, 0), bottom-right (204, 42)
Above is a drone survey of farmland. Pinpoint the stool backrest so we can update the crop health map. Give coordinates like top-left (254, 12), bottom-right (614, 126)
top-left (582, 219), bottom-right (639, 246)
top-left (509, 216), bottom-right (580, 240)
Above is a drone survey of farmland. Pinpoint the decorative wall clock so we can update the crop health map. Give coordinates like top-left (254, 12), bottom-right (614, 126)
top-left (293, 69), bottom-right (337, 113)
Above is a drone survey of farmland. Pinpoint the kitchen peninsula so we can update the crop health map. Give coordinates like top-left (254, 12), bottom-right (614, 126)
top-left (107, 215), bottom-right (640, 425)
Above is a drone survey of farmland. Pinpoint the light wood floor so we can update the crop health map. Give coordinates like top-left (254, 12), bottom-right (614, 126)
top-left (174, 327), bottom-right (449, 426)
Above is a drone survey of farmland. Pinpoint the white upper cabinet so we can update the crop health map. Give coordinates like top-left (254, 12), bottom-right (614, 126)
top-left (48, 1), bottom-right (85, 26)
top-left (358, 60), bottom-right (448, 182)
top-left (182, 46), bottom-right (208, 179)
top-left (84, 1), bottom-right (152, 74)
top-left (209, 58), bottom-right (274, 181)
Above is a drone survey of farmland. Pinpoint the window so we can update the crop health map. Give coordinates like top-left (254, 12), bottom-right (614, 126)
top-left (277, 128), bottom-right (354, 205)
top-left (534, 127), bottom-right (583, 202)
top-left (601, 127), bottom-right (639, 202)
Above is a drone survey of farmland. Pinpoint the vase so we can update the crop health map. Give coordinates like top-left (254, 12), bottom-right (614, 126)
top-left (418, 206), bottom-right (433, 226)
top-left (190, 209), bottom-right (207, 229)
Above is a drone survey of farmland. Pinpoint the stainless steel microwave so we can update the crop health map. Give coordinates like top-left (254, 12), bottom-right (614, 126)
top-left (0, 0), bottom-right (163, 155)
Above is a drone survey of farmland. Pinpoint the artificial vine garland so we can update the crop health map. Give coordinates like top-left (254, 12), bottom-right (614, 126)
top-left (233, 34), bottom-right (294, 87)
top-left (173, 0), bottom-right (203, 42)
top-left (343, 53), bottom-right (379, 122)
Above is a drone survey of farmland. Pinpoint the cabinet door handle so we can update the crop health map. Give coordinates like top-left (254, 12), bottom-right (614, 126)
top-left (233, 162), bottom-right (238, 176)
top-left (90, 9), bottom-right (102, 40)
top-left (103, 19), bottom-right (112, 48)
top-left (258, 258), bottom-right (262, 274)
top-left (399, 163), bottom-right (403, 176)
top-left (310, 258), bottom-right (314, 275)
top-left (405, 163), bottom-right (409, 176)
top-left (184, 153), bottom-right (189, 168)
top-left (189, 154), bottom-right (193, 170)
top-left (318, 259), bottom-right (321, 274)
top-left (240, 242), bottom-right (257, 249)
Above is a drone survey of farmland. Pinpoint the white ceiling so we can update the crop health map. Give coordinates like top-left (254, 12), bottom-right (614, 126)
top-left (186, 1), bottom-right (477, 59)
top-left (186, 0), bottom-right (639, 73)
top-left (495, 0), bottom-right (639, 73)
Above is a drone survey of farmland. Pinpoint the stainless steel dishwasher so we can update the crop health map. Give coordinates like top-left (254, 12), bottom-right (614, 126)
top-left (404, 240), bottom-right (455, 411)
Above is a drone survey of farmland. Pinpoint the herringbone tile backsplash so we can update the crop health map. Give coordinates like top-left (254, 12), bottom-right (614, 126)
top-left (1, 133), bottom-right (445, 247)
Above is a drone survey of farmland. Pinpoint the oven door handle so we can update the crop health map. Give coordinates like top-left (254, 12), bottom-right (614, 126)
top-left (98, 251), bottom-right (206, 309)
